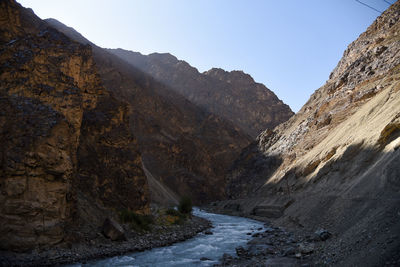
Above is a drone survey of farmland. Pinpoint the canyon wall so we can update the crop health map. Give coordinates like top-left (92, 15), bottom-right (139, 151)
top-left (0, 0), bottom-right (149, 251)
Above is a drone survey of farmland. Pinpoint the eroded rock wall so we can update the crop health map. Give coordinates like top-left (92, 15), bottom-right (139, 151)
top-left (47, 19), bottom-right (252, 205)
top-left (0, 0), bottom-right (149, 251)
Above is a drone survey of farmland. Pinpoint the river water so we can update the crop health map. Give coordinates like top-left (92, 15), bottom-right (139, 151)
top-left (74, 208), bottom-right (265, 266)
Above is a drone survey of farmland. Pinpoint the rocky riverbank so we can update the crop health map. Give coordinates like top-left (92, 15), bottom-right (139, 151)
top-left (217, 221), bottom-right (400, 267)
top-left (216, 223), bottom-right (322, 266)
top-left (0, 216), bottom-right (211, 267)
top-left (206, 203), bottom-right (400, 267)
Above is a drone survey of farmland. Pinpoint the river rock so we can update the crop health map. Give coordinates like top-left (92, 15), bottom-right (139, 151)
top-left (221, 253), bottom-right (234, 264)
top-left (283, 247), bottom-right (296, 256)
top-left (298, 243), bottom-right (314, 254)
top-left (102, 218), bottom-right (126, 241)
top-left (314, 229), bottom-right (332, 241)
top-left (236, 246), bottom-right (247, 257)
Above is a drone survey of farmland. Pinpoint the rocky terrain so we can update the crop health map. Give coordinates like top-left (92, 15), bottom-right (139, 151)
top-left (0, 0), bottom-right (257, 257)
top-left (211, 1), bottom-right (400, 266)
top-left (0, 216), bottom-right (211, 266)
top-left (2, 0), bottom-right (400, 266)
top-left (46, 18), bottom-right (253, 205)
top-left (108, 49), bottom-right (293, 138)
top-left (0, 0), bottom-right (149, 252)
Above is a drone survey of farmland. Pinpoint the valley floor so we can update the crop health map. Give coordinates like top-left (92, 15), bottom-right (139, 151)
top-left (0, 216), bottom-right (211, 267)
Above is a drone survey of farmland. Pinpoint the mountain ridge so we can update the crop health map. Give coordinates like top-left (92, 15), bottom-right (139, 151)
top-left (210, 2), bottom-right (400, 265)
top-left (108, 47), bottom-right (293, 138)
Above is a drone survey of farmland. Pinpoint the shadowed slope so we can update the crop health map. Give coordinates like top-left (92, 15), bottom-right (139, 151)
top-left (46, 18), bottom-right (252, 204)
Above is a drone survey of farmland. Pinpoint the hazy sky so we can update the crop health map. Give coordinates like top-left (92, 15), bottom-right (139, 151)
top-left (19, 0), bottom-right (392, 112)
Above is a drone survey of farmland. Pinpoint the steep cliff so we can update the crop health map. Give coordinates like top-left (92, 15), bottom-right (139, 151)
top-left (107, 49), bottom-right (293, 138)
top-left (222, 2), bottom-right (400, 265)
top-left (0, 0), bottom-right (149, 251)
top-left (46, 19), bottom-right (252, 205)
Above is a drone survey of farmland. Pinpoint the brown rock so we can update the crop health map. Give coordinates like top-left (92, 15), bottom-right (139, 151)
top-left (47, 19), bottom-right (252, 205)
top-left (0, 0), bottom-right (149, 251)
top-left (102, 218), bottom-right (126, 241)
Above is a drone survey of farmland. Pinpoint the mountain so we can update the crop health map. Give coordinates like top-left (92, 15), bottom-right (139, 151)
top-left (0, 0), bottom-right (149, 251)
top-left (107, 49), bottom-right (293, 138)
top-left (46, 19), bottom-right (252, 206)
top-left (215, 2), bottom-right (400, 265)
top-left (0, 0), bottom-right (254, 252)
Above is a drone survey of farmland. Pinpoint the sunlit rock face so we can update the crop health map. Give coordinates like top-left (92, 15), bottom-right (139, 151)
top-left (0, 0), bottom-right (149, 251)
top-left (107, 49), bottom-right (294, 139)
top-left (227, 1), bottom-right (400, 199)
top-left (223, 3), bottom-right (400, 265)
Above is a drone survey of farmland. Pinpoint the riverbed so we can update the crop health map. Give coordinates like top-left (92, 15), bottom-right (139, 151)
top-left (75, 208), bottom-right (265, 266)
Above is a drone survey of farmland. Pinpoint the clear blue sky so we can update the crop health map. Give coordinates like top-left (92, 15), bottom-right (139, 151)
top-left (19, 0), bottom-right (392, 112)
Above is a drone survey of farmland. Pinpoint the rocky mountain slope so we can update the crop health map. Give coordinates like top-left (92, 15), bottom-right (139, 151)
top-left (215, 2), bottom-right (400, 266)
top-left (0, 0), bottom-right (149, 251)
top-left (108, 49), bottom-right (293, 138)
top-left (46, 19), bottom-right (252, 205)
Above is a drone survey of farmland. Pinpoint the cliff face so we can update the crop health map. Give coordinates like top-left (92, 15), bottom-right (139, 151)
top-left (46, 20), bottom-right (252, 205)
top-left (0, 0), bottom-right (149, 251)
top-left (227, 1), bottom-right (400, 199)
top-left (107, 49), bottom-right (293, 138)
top-left (223, 2), bottom-right (400, 265)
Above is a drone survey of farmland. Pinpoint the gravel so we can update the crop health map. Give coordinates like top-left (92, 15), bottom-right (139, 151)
top-left (0, 216), bottom-right (211, 267)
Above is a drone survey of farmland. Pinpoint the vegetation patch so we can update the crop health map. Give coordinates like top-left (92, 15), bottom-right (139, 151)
top-left (178, 196), bottom-right (193, 215)
top-left (119, 209), bottom-right (154, 232)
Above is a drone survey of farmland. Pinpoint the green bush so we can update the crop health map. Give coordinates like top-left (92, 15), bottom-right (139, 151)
top-left (178, 196), bottom-right (192, 214)
top-left (166, 208), bottom-right (181, 217)
top-left (119, 209), bottom-right (153, 232)
top-left (173, 216), bottom-right (186, 225)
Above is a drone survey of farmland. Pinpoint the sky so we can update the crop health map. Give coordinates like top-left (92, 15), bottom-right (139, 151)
top-left (19, 0), bottom-right (393, 112)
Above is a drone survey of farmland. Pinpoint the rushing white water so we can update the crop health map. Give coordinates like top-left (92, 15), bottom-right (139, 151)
top-left (76, 208), bottom-right (265, 266)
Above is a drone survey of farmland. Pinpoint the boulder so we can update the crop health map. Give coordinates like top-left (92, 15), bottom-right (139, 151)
top-left (102, 218), bottom-right (126, 241)
top-left (314, 229), bottom-right (332, 241)
top-left (236, 246), bottom-right (247, 257)
top-left (298, 243), bottom-right (315, 254)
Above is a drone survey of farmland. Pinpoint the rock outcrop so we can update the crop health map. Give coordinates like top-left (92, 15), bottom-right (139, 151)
top-left (0, 0), bottom-right (149, 251)
top-left (0, 2), bottom-right (254, 253)
top-left (46, 19), bottom-right (252, 205)
top-left (223, 2), bottom-right (400, 266)
top-left (107, 49), bottom-right (293, 138)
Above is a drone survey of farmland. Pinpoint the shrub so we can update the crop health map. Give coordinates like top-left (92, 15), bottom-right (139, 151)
top-left (119, 209), bottom-right (153, 232)
top-left (178, 196), bottom-right (192, 214)
top-left (166, 208), bottom-right (181, 217)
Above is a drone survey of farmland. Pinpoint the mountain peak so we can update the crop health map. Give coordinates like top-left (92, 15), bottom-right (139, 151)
top-left (45, 18), bottom-right (92, 45)
top-left (204, 68), bottom-right (255, 84)
top-left (148, 52), bottom-right (178, 63)
top-left (110, 48), bottom-right (293, 138)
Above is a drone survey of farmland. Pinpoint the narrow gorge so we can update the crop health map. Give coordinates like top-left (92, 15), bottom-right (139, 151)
top-left (1, 0), bottom-right (399, 266)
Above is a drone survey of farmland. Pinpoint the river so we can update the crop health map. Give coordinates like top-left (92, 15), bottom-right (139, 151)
top-left (70, 208), bottom-right (265, 266)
